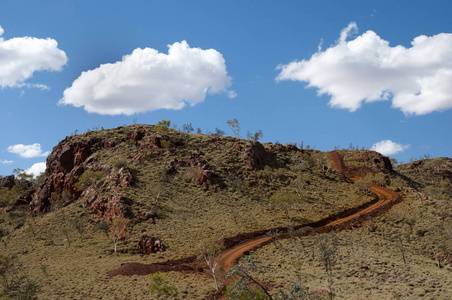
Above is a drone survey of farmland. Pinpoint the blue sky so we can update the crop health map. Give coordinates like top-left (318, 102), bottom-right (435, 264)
top-left (0, 0), bottom-right (451, 176)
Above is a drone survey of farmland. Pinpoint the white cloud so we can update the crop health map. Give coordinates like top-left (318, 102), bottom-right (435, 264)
top-left (276, 23), bottom-right (452, 115)
top-left (0, 160), bottom-right (13, 164)
top-left (371, 140), bottom-right (410, 156)
top-left (0, 26), bottom-right (67, 88)
top-left (60, 41), bottom-right (235, 115)
top-left (7, 143), bottom-right (50, 158)
top-left (26, 162), bottom-right (46, 177)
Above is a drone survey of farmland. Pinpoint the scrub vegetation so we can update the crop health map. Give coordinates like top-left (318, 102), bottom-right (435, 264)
top-left (0, 124), bottom-right (450, 299)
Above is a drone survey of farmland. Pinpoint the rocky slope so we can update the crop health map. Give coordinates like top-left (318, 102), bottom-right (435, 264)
top-left (4, 124), bottom-right (449, 299)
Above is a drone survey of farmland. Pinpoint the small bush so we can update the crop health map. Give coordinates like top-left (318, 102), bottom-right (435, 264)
top-left (149, 271), bottom-right (178, 299)
top-left (76, 170), bottom-right (104, 191)
top-left (96, 220), bottom-right (110, 236)
top-left (113, 159), bottom-right (128, 170)
top-left (155, 120), bottom-right (171, 133)
top-left (0, 254), bottom-right (40, 299)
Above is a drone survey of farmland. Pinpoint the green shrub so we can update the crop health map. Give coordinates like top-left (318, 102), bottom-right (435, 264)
top-left (113, 159), bottom-right (128, 170)
top-left (0, 254), bottom-right (39, 299)
top-left (224, 284), bottom-right (267, 300)
top-left (76, 170), bottom-right (104, 191)
top-left (155, 120), bottom-right (171, 133)
top-left (149, 271), bottom-right (178, 299)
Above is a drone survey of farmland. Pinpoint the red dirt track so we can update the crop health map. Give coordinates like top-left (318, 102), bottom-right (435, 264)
top-left (109, 150), bottom-right (401, 299)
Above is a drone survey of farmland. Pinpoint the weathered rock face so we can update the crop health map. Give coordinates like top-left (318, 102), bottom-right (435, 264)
top-left (28, 127), bottom-right (158, 214)
top-left (0, 175), bottom-right (15, 189)
top-left (190, 152), bottom-right (216, 190)
top-left (351, 150), bottom-right (394, 174)
top-left (29, 133), bottom-right (110, 214)
top-left (137, 235), bottom-right (165, 255)
top-left (82, 168), bottom-right (133, 220)
top-left (242, 141), bottom-right (267, 170)
top-left (118, 167), bottom-right (133, 187)
top-left (397, 157), bottom-right (452, 182)
top-left (81, 181), bottom-right (131, 221)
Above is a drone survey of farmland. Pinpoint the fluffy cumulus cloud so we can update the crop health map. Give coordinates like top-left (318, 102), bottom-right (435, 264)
top-left (0, 160), bottom-right (13, 165)
top-left (371, 140), bottom-right (410, 156)
top-left (60, 41), bottom-right (235, 115)
top-left (26, 162), bottom-right (46, 177)
top-left (276, 22), bottom-right (452, 115)
top-left (7, 143), bottom-right (50, 158)
top-left (0, 25), bottom-right (68, 88)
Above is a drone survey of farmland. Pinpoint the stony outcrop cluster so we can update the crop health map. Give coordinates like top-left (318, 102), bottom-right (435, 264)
top-left (242, 141), bottom-right (267, 170)
top-left (189, 152), bottom-right (217, 190)
top-left (136, 235), bottom-right (165, 255)
top-left (29, 131), bottom-right (136, 215)
top-left (0, 175), bottom-right (15, 189)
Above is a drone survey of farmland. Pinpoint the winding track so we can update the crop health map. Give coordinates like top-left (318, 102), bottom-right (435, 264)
top-left (109, 151), bottom-right (400, 299)
top-left (211, 151), bottom-right (399, 298)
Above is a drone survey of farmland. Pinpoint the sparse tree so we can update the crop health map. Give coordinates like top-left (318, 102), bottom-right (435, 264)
top-left (397, 233), bottom-right (407, 265)
top-left (70, 218), bottom-right (86, 242)
top-left (225, 255), bottom-right (272, 300)
top-left (226, 119), bottom-right (240, 138)
top-left (316, 155), bottom-right (331, 175)
top-left (214, 128), bottom-right (225, 136)
top-left (270, 190), bottom-right (298, 219)
top-left (182, 123), bottom-right (194, 134)
top-left (355, 173), bottom-right (374, 196)
top-left (315, 233), bottom-right (337, 300)
top-left (274, 278), bottom-right (309, 300)
top-left (292, 177), bottom-right (307, 197)
top-left (111, 216), bottom-right (128, 253)
top-left (197, 240), bottom-right (224, 290)
top-left (247, 130), bottom-right (263, 141)
top-left (60, 225), bottom-right (72, 246)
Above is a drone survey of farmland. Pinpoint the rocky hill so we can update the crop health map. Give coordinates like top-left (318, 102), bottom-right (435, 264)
top-left (0, 124), bottom-right (450, 299)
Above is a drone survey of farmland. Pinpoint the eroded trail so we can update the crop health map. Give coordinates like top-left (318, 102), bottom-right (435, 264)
top-left (109, 151), bottom-right (400, 299)
top-left (214, 151), bottom-right (398, 279)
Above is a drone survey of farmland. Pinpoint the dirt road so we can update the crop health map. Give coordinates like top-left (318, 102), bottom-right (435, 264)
top-left (110, 150), bottom-right (400, 299)
top-left (211, 150), bottom-right (399, 298)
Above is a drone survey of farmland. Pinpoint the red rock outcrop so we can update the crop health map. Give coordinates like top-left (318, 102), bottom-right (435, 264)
top-left (242, 141), bottom-right (267, 170)
top-left (137, 235), bottom-right (165, 255)
top-left (189, 152), bottom-right (216, 190)
top-left (0, 175), bottom-right (15, 189)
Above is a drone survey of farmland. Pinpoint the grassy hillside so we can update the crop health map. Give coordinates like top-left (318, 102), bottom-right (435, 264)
top-left (253, 157), bottom-right (452, 299)
top-left (0, 125), bottom-right (450, 299)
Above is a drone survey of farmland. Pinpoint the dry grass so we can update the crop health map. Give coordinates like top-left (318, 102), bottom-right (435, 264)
top-left (2, 126), bottom-right (449, 299)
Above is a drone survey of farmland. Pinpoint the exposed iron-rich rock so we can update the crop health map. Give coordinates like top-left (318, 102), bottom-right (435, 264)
top-left (30, 136), bottom-right (104, 213)
top-left (129, 130), bottom-right (145, 145)
top-left (140, 135), bottom-right (162, 149)
top-left (118, 167), bottom-right (133, 187)
top-left (165, 159), bottom-right (178, 175)
top-left (137, 235), bottom-right (165, 255)
top-left (242, 141), bottom-right (267, 170)
top-left (0, 175), bottom-right (15, 189)
top-left (360, 151), bottom-right (393, 173)
top-left (139, 212), bottom-right (155, 224)
top-left (190, 152), bottom-right (216, 190)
